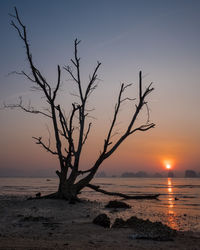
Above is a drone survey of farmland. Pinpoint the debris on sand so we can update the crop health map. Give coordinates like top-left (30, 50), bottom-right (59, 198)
top-left (105, 200), bottom-right (131, 209)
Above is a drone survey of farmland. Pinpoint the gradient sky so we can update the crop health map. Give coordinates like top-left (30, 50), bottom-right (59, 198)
top-left (0, 0), bottom-right (200, 176)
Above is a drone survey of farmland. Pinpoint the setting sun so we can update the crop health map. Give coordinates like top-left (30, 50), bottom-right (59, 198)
top-left (166, 164), bottom-right (171, 169)
top-left (163, 159), bottom-right (174, 170)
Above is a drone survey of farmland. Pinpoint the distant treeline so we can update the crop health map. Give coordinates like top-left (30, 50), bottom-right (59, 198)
top-left (95, 170), bottom-right (200, 178)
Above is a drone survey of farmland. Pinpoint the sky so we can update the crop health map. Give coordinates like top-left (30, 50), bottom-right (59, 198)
top-left (0, 0), bottom-right (200, 176)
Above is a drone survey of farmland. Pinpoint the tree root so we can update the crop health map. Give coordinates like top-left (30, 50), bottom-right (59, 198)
top-left (27, 192), bottom-right (58, 200)
top-left (27, 192), bottom-right (81, 204)
top-left (27, 184), bottom-right (160, 202)
top-left (86, 184), bottom-right (160, 200)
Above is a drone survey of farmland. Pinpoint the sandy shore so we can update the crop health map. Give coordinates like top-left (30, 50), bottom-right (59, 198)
top-left (0, 197), bottom-right (200, 250)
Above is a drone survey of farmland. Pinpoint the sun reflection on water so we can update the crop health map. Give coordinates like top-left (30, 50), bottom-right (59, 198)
top-left (167, 178), bottom-right (178, 229)
top-left (167, 178), bottom-right (174, 208)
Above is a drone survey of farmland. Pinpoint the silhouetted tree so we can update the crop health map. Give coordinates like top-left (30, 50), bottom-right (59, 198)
top-left (6, 8), bottom-right (155, 201)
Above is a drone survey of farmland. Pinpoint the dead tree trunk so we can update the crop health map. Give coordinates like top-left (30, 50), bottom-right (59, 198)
top-left (87, 184), bottom-right (160, 200)
top-left (7, 7), bottom-right (156, 202)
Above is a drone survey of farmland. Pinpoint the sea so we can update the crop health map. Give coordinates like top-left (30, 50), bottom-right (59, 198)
top-left (0, 177), bottom-right (200, 232)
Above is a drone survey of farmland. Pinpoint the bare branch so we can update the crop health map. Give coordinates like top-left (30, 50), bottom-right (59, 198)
top-left (77, 169), bottom-right (91, 175)
top-left (82, 122), bottom-right (92, 145)
top-left (21, 71), bottom-right (36, 83)
top-left (52, 65), bottom-right (61, 101)
top-left (139, 70), bottom-right (142, 100)
top-left (56, 104), bottom-right (76, 155)
top-left (129, 123), bottom-right (155, 134)
top-left (8, 70), bottom-right (36, 83)
top-left (145, 103), bottom-right (150, 124)
top-left (84, 61), bottom-right (101, 101)
top-left (63, 65), bottom-right (78, 84)
top-left (121, 97), bottom-right (136, 103)
top-left (74, 39), bottom-right (83, 102)
top-left (76, 71), bottom-right (155, 190)
top-left (32, 136), bottom-right (58, 155)
top-left (4, 97), bottom-right (52, 118)
top-left (10, 20), bottom-right (24, 40)
top-left (103, 83), bottom-right (131, 152)
top-left (11, 7), bottom-right (53, 100)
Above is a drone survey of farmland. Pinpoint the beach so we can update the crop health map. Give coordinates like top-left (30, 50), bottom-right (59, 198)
top-left (0, 197), bottom-right (200, 250)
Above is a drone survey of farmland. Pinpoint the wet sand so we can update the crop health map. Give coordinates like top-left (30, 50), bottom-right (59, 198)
top-left (0, 197), bottom-right (200, 249)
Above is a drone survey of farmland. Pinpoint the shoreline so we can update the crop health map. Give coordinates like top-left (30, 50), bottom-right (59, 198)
top-left (0, 197), bottom-right (200, 249)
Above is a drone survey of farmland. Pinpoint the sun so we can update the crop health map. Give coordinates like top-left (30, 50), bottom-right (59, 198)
top-left (166, 164), bottom-right (171, 170)
top-left (163, 159), bottom-right (174, 170)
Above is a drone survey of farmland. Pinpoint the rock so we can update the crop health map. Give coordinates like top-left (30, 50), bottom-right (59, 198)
top-left (35, 192), bottom-right (41, 198)
top-left (105, 200), bottom-right (131, 209)
top-left (69, 198), bottom-right (76, 204)
top-left (93, 213), bottom-right (110, 228)
top-left (112, 216), bottom-right (176, 241)
top-left (112, 218), bottom-right (126, 228)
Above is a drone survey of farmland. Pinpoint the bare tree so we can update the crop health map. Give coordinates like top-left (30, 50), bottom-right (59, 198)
top-left (6, 7), bottom-right (155, 201)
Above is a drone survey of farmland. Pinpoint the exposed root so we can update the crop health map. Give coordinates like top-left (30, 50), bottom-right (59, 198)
top-left (27, 184), bottom-right (160, 202)
top-left (27, 192), bottom-right (58, 200)
top-left (87, 184), bottom-right (160, 200)
top-left (27, 192), bottom-right (82, 204)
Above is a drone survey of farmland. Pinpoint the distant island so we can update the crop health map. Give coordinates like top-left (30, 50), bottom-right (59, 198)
top-left (95, 171), bottom-right (107, 178)
top-left (185, 170), bottom-right (199, 178)
top-left (121, 171), bottom-right (149, 178)
top-left (94, 169), bottom-right (200, 178)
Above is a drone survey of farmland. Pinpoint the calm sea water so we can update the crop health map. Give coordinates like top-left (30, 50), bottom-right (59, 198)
top-left (0, 177), bottom-right (200, 231)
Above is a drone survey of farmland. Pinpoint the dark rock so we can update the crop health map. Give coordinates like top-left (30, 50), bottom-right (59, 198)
top-left (105, 200), bottom-right (131, 209)
top-left (36, 192), bottom-right (41, 198)
top-left (112, 216), bottom-right (176, 241)
top-left (93, 213), bottom-right (110, 228)
top-left (112, 218), bottom-right (126, 228)
top-left (69, 199), bottom-right (76, 204)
